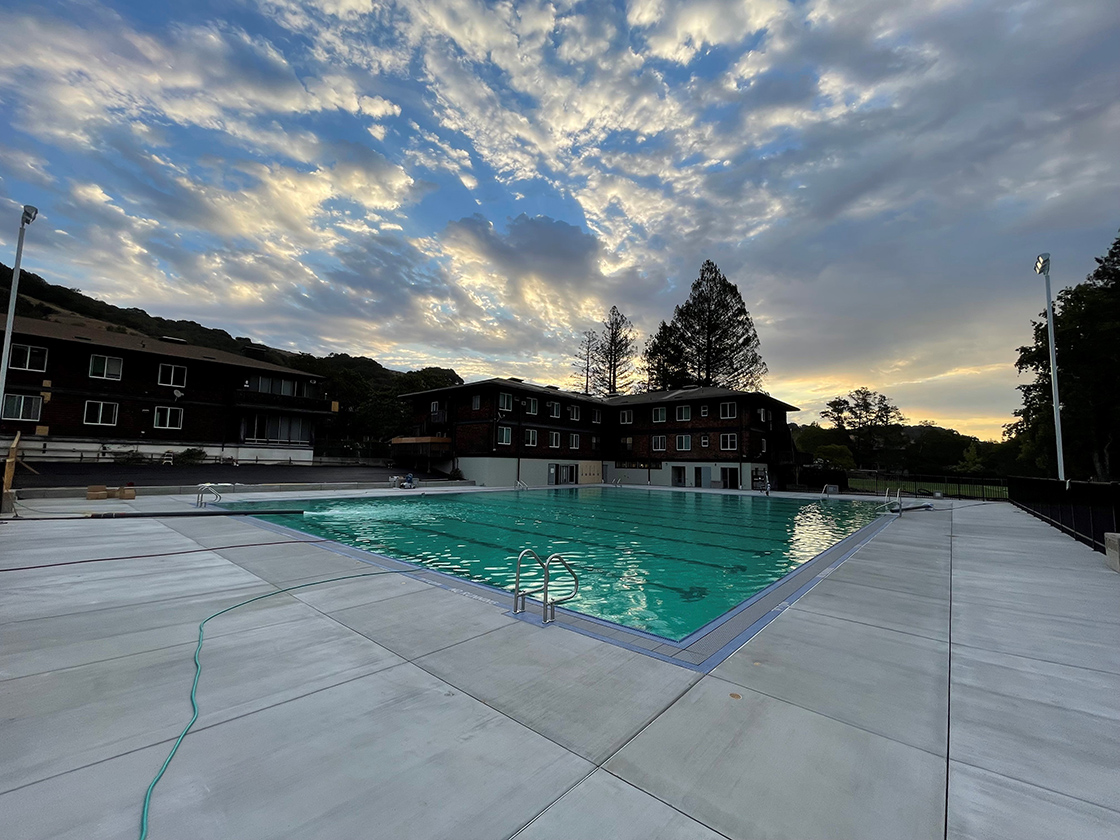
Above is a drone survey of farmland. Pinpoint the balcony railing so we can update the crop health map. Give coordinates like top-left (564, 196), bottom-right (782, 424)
top-left (234, 389), bottom-right (334, 413)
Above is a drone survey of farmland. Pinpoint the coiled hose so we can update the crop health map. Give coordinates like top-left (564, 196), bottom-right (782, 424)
top-left (139, 569), bottom-right (411, 839)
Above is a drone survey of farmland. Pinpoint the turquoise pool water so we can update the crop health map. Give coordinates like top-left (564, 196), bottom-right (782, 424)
top-left (232, 488), bottom-right (879, 641)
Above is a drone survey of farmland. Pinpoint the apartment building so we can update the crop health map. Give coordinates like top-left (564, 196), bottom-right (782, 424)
top-left (1, 316), bottom-right (336, 462)
top-left (393, 379), bottom-right (797, 488)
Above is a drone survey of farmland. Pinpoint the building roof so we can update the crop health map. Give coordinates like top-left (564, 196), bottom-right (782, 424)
top-left (402, 377), bottom-right (799, 412)
top-left (3, 316), bottom-right (315, 377)
top-left (605, 386), bottom-right (799, 412)
top-left (401, 377), bottom-right (611, 403)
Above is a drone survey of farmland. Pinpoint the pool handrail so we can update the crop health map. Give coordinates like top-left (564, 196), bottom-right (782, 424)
top-left (512, 548), bottom-right (580, 624)
top-left (515, 479), bottom-right (529, 490)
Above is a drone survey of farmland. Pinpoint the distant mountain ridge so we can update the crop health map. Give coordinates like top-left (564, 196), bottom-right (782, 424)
top-left (0, 261), bottom-right (451, 387)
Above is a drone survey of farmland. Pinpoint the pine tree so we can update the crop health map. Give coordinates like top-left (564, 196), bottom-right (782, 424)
top-left (672, 260), bottom-right (767, 389)
top-left (642, 321), bottom-right (689, 391)
top-left (591, 306), bottom-right (636, 395)
top-left (570, 329), bottom-right (597, 394)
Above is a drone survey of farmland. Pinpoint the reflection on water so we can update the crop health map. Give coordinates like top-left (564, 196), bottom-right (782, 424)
top-left (231, 488), bottom-right (878, 641)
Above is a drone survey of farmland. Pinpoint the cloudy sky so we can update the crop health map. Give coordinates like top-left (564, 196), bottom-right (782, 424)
top-left (1, 0), bottom-right (1117, 438)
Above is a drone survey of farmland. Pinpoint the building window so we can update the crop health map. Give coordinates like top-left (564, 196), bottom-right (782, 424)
top-left (248, 375), bottom-right (307, 397)
top-left (760, 438), bottom-right (768, 453)
top-left (620, 436), bottom-right (634, 452)
top-left (2, 394), bottom-right (42, 421)
top-left (89, 355), bottom-right (123, 380)
top-left (619, 409), bottom-right (633, 424)
top-left (525, 428), bottom-right (538, 447)
top-left (472, 394), bottom-right (481, 410)
top-left (569, 405), bottom-right (580, 421)
top-left (652, 407), bottom-right (666, 423)
top-left (592, 435), bottom-right (600, 451)
top-left (549, 431), bottom-right (560, 448)
top-left (430, 400), bottom-right (440, 413)
top-left (700, 434), bottom-right (710, 448)
top-left (526, 397), bottom-right (538, 415)
top-left (154, 406), bottom-right (184, 430)
top-left (676, 434), bottom-right (691, 451)
top-left (499, 392), bottom-right (513, 411)
top-left (676, 405), bottom-right (691, 421)
top-left (84, 401), bottom-right (119, 426)
top-left (720, 401), bottom-right (737, 419)
top-left (498, 425), bottom-right (512, 445)
top-left (158, 364), bottom-right (187, 387)
top-left (592, 409), bottom-right (601, 424)
top-left (720, 433), bottom-right (738, 451)
top-left (758, 407), bottom-right (769, 422)
top-left (569, 433), bottom-right (579, 449)
top-left (550, 401), bottom-right (561, 418)
top-left (652, 435), bottom-right (667, 452)
top-left (245, 413), bottom-right (311, 444)
top-left (10, 344), bottom-right (48, 372)
top-left (700, 405), bottom-right (708, 417)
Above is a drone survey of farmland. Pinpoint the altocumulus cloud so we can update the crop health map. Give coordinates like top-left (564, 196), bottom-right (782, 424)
top-left (0, 0), bottom-right (1117, 438)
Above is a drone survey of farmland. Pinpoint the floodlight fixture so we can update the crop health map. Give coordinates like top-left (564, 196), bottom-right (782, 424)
top-left (2, 205), bottom-right (42, 435)
top-left (1033, 252), bottom-right (1065, 481)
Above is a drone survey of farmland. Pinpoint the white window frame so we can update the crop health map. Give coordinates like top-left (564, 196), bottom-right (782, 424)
top-left (760, 438), bottom-right (768, 453)
top-left (10, 344), bottom-right (48, 372)
top-left (84, 400), bottom-right (119, 426)
top-left (550, 401), bottom-right (561, 418)
top-left (676, 434), bottom-right (691, 451)
top-left (158, 364), bottom-right (187, 387)
top-left (700, 405), bottom-right (709, 417)
top-left (592, 409), bottom-right (601, 424)
top-left (569, 433), bottom-right (579, 449)
top-left (525, 428), bottom-right (538, 447)
top-left (2, 393), bottom-right (42, 421)
top-left (700, 434), bottom-right (710, 448)
top-left (619, 409), bottom-right (633, 424)
top-left (499, 392), bottom-right (513, 412)
top-left (676, 405), bottom-right (691, 421)
top-left (620, 436), bottom-right (634, 452)
top-left (89, 355), bottom-right (123, 381)
top-left (652, 435), bottom-right (667, 452)
top-left (498, 425), bottom-right (512, 445)
top-left (569, 405), bottom-right (580, 421)
top-left (154, 405), bottom-right (184, 430)
top-left (720, 432), bottom-right (738, 451)
top-left (430, 400), bottom-right (440, 413)
top-left (591, 435), bottom-right (600, 450)
top-left (549, 431), bottom-right (560, 448)
top-left (652, 407), bottom-right (666, 423)
top-left (472, 394), bottom-right (481, 410)
top-left (526, 397), bottom-right (538, 415)
top-left (720, 401), bottom-right (737, 419)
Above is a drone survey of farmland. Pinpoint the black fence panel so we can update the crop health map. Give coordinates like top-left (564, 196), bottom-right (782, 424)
top-left (848, 472), bottom-right (1008, 501)
top-left (1007, 476), bottom-right (1120, 553)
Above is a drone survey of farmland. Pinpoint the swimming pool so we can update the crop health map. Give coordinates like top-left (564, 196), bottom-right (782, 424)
top-left (231, 488), bottom-right (879, 640)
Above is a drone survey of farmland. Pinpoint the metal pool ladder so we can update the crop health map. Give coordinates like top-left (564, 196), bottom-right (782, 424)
top-left (512, 548), bottom-right (579, 624)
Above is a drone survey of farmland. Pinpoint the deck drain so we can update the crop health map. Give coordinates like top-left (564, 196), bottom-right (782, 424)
top-left (729, 693), bottom-right (742, 700)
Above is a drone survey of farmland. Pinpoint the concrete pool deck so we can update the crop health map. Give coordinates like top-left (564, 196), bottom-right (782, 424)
top-left (2, 489), bottom-right (1119, 838)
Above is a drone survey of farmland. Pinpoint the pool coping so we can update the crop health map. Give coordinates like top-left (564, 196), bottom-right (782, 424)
top-left (225, 489), bottom-right (898, 673)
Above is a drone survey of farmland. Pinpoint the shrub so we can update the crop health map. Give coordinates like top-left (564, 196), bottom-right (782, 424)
top-left (173, 448), bottom-right (208, 465)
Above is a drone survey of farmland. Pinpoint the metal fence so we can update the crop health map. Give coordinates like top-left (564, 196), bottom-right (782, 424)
top-left (1007, 476), bottom-right (1120, 554)
top-left (847, 472), bottom-right (1008, 501)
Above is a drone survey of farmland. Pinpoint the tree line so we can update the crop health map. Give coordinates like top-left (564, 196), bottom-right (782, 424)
top-left (572, 259), bottom-right (767, 395)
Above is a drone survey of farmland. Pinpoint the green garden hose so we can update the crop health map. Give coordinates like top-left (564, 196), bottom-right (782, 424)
top-left (138, 569), bottom-right (411, 839)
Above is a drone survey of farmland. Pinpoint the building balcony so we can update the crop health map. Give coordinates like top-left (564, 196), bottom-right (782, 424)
top-left (234, 389), bottom-right (335, 414)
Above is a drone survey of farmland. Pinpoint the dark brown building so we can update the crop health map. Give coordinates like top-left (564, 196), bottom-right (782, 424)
top-left (393, 378), bottom-right (797, 488)
top-left (1, 316), bottom-right (335, 463)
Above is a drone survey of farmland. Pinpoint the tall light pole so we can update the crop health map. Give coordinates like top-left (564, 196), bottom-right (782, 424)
top-left (0, 205), bottom-right (39, 420)
top-left (1034, 252), bottom-right (1066, 481)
